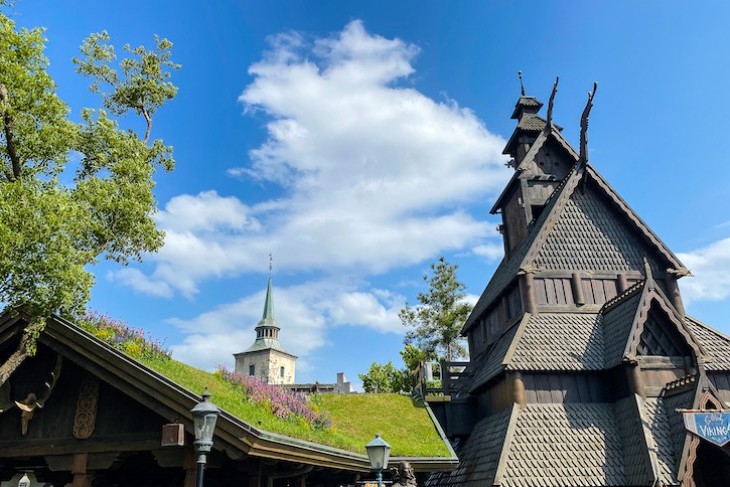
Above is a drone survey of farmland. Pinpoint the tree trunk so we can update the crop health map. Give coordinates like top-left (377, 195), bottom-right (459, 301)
top-left (0, 339), bottom-right (30, 387)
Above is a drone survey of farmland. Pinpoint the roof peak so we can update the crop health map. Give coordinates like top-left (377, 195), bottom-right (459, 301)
top-left (258, 274), bottom-right (277, 328)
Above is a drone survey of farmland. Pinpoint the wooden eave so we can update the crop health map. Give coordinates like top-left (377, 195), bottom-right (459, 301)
top-left (0, 313), bottom-right (458, 473)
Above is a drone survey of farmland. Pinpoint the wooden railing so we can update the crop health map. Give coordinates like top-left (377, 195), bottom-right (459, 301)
top-left (412, 360), bottom-right (469, 400)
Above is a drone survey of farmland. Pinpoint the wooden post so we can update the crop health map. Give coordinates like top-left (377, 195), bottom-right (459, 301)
top-left (664, 277), bottom-right (686, 315)
top-left (513, 372), bottom-right (526, 408)
top-left (628, 365), bottom-right (645, 398)
top-left (571, 272), bottom-right (585, 305)
top-left (71, 453), bottom-right (94, 487)
top-left (520, 273), bottom-right (537, 314)
top-left (183, 450), bottom-right (197, 487)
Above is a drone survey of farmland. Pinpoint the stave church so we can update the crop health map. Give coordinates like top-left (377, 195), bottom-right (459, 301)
top-left (427, 78), bottom-right (730, 487)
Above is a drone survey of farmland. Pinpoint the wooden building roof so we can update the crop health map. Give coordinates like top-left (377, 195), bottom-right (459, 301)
top-left (0, 312), bottom-right (457, 484)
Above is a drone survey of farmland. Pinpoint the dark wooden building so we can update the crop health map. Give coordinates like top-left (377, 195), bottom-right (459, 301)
top-left (427, 87), bottom-right (730, 487)
top-left (0, 314), bottom-right (456, 486)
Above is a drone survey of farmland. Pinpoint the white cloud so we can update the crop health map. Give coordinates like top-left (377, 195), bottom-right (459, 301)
top-left (473, 242), bottom-right (504, 261)
top-left (108, 268), bottom-right (174, 298)
top-left (678, 238), bottom-right (730, 304)
top-left (168, 279), bottom-right (404, 371)
top-left (155, 191), bottom-right (260, 233)
top-left (112, 20), bottom-right (508, 298)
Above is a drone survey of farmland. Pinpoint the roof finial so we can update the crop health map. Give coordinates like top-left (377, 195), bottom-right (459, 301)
top-left (546, 76), bottom-right (559, 133)
top-left (579, 82), bottom-right (598, 168)
top-left (269, 253), bottom-right (273, 277)
top-left (518, 71), bottom-right (526, 96)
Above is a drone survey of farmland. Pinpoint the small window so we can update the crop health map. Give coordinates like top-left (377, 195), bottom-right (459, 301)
top-left (249, 365), bottom-right (255, 376)
top-left (280, 366), bottom-right (285, 378)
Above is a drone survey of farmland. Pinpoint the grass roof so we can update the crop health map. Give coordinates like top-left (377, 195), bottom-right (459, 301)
top-left (141, 355), bottom-right (450, 457)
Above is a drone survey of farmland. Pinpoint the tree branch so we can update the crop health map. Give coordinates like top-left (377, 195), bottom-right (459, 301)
top-left (0, 83), bottom-right (22, 180)
top-left (141, 106), bottom-right (152, 144)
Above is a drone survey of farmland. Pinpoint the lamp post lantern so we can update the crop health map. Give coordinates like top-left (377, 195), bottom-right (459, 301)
top-left (17, 474), bottom-right (30, 487)
top-left (190, 390), bottom-right (220, 487)
top-left (365, 434), bottom-right (392, 487)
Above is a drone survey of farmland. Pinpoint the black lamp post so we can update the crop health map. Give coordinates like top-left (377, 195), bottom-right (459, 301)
top-left (190, 390), bottom-right (220, 487)
top-left (365, 434), bottom-right (392, 487)
top-left (17, 474), bottom-right (30, 487)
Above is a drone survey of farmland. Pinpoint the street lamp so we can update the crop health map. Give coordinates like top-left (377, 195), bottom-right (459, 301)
top-left (190, 389), bottom-right (220, 487)
top-left (17, 474), bottom-right (30, 487)
top-left (365, 434), bottom-right (392, 487)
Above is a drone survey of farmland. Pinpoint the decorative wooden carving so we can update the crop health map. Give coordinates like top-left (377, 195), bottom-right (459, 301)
top-left (546, 77), bottom-right (559, 131)
top-left (0, 353), bottom-right (63, 435)
top-left (73, 375), bottom-right (100, 440)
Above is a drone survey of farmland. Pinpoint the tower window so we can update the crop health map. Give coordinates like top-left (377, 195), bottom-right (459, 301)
top-left (280, 366), bottom-right (285, 378)
top-left (249, 365), bottom-right (255, 376)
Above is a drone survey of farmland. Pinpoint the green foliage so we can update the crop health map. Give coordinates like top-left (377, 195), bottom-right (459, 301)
top-left (400, 343), bottom-right (435, 371)
top-left (358, 360), bottom-right (409, 393)
top-left (0, 8), bottom-right (178, 321)
top-left (75, 310), bottom-right (172, 361)
top-left (400, 257), bottom-right (472, 361)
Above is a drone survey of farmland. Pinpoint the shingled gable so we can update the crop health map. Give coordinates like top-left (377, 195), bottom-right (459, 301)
top-left (490, 126), bottom-right (578, 215)
top-left (0, 312), bottom-right (457, 485)
top-left (465, 161), bottom-right (686, 333)
top-left (601, 273), bottom-right (704, 368)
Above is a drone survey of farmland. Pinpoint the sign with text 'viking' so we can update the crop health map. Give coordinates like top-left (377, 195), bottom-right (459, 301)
top-left (683, 411), bottom-right (730, 447)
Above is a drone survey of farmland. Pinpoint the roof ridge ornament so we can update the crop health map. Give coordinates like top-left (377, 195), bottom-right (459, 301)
top-left (579, 82), bottom-right (597, 194)
top-left (546, 77), bottom-right (559, 134)
top-left (579, 82), bottom-right (598, 169)
top-left (518, 71), bottom-right (526, 96)
top-left (643, 257), bottom-right (654, 289)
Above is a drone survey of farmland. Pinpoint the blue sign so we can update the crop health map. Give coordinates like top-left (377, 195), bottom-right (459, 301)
top-left (683, 412), bottom-right (730, 447)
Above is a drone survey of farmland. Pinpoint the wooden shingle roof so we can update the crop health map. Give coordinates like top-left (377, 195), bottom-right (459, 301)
top-left (426, 407), bottom-right (515, 487)
top-left (465, 163), bottom-right (687, 332)
top-left (498, 403), bottom-right (626, 487)
top-left (685, 316), bottom-right (730, 370)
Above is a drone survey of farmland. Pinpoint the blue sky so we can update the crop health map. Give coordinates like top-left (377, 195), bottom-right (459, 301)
top-left (9, 1), bottom-right (730, 387)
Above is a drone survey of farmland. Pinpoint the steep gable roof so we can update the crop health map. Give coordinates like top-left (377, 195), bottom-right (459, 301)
top-left (465, 163), bottom-right (687, 331)
top-left (491, 127), bottom-right (578, 214)
top-left (602, 275), bottom-right (702, 367)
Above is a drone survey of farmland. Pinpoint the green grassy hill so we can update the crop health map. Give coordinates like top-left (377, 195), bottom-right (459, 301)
top-left (142, 355), bottom-right (450, 457)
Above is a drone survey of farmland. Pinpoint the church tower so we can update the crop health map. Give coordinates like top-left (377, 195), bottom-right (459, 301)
top-left (234, 269), bottom-right (297, 385)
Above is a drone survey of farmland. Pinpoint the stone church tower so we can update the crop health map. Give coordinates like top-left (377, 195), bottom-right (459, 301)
top-left (426, 79), bottom-right (730, 487)
top-left (234, 274), bottom-right (297, 385)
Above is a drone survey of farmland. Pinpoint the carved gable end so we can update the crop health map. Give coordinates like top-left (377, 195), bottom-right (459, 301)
top-left (637, 309), bottom-right (692, 357)
top-left (624, 287), bottom-right (700, 363)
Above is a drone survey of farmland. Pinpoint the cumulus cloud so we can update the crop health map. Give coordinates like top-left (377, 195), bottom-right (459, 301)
top-left (169, 279), bottom-right (404, 371)
top-left (678, 238), bottom-right (730, 304)
top-left (110, 20), bottom-right (508, 298)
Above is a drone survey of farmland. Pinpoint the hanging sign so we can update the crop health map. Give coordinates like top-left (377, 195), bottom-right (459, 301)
top-left (683, 411), bottom-right (730, 447)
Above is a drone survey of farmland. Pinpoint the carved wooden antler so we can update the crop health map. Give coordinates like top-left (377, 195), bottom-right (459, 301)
top-left (579, 82), bottom-right (598, 168)
top-left (546, 77), bottom-right (559, 132)
top-left (8, 353), bottom-right (63, 435)
top-left (36, 353), bottom-right (62, 408)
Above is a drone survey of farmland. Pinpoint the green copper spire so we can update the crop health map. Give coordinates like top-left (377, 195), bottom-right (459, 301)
top-left (257, 254), bottom-right (278, 329)
top-left (260, 274), bottom-right (275, 324)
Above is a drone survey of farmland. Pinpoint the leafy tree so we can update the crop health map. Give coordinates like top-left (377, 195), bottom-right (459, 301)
top-left (399, 257), bottom-right (472, 361)
top-left (399, 344), bottom-right (435, 390)
top-left (0, 8), bottom-right (179, 383)
top-left (358, 361), bottom-right (408, 394)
